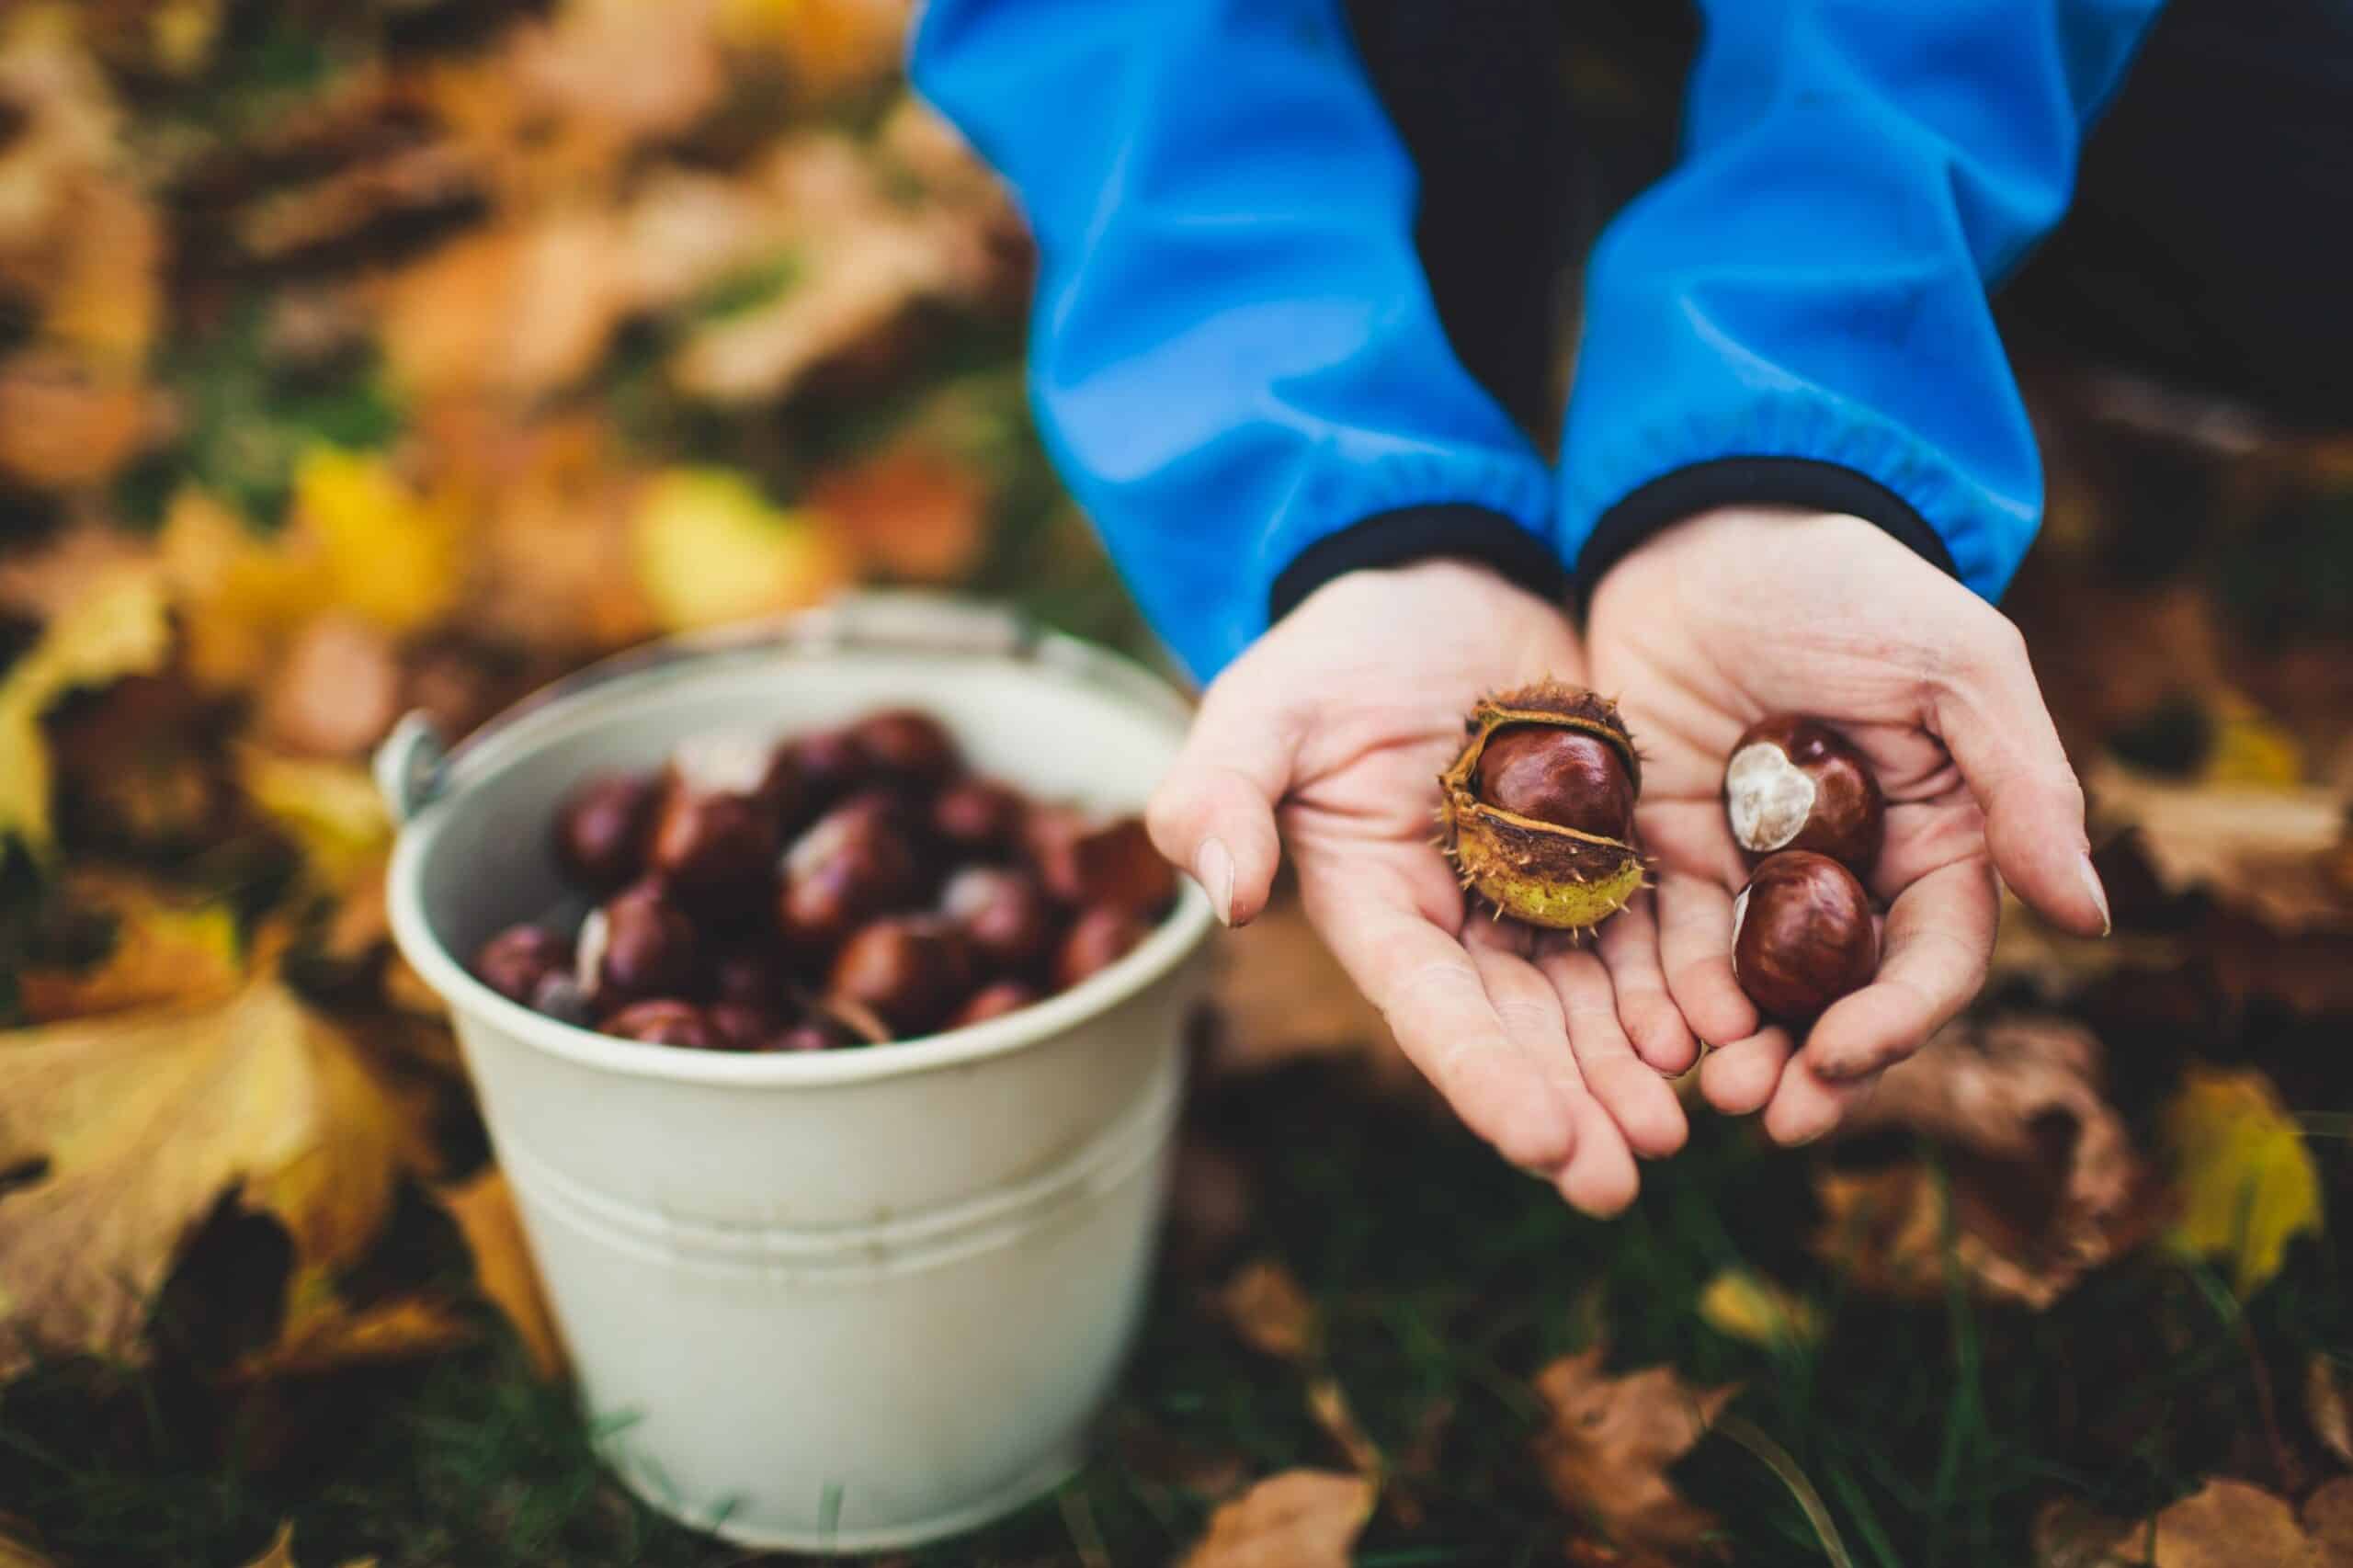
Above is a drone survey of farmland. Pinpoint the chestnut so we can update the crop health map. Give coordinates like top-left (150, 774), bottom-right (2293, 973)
top-left (1473, 722), bottom-right (1636, 843)
top-left (931, 777), bottom-right (1026, 854)
top-left (553, 773), bottom-right (657, 892)
top-left (847, 709), bottom-right (961, 785)
top-left (1053, 903), bottom-right (1147, 990)
top-left (1028, 812), bottom-right (1176, 914)
top-left (940, 866), bottom-right (1058, 972)
top-left (709, 946), bottom-right (783, 1011)
top-left (706, 1002), bottom-right (781, 1051)
top-left (826, 915), bottom-right (974, 1036)
top-left (647, 784), bottom-right (778, 909)
top-left (948, 979), bottom-right (1040, 1029)
top-left (1731, 850), bottom-right (1878, 1021)
top-left (473, 924), bottom-right (573, 1006)
top-left (780, 728), bottom-right (868, 806)
top-left (529, 972), bottom-right (595, 1027)
top-left (600, 999), bottom-right (722, 1049)
top-left (776, 799), bottom-right (923, 949)
top-left (1723, 715), bottom-right (1884, 875)
top-left (772, 1019), bottom-right (847, 1052)
top-left (579, 881), bottom-right (699, 1003)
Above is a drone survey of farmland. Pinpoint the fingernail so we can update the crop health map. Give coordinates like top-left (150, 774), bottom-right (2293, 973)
top-left (2078, 853), bottom-right (2111, 937)
top-left (1196, 837), bottom-right (1235, 926)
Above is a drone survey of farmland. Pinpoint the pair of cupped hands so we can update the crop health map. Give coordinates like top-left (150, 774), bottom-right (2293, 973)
top-left (1146, 507), bottom-right (2114, 1214)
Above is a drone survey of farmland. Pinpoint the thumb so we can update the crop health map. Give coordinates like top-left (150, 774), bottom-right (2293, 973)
top-left (1933, 616), bottom-right (2110, 938)
top-left (1146, 687), bottom-right (1295, 928)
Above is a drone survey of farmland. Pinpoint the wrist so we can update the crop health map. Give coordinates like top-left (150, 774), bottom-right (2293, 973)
top-left (1269, 503), bottom-right (1565, 628)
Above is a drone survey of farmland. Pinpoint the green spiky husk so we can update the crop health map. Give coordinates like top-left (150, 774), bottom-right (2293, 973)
top-left (1438, 680), bottom-right (1644, 931)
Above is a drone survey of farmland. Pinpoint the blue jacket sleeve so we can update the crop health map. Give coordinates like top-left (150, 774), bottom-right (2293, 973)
top-left (1558, 0), bottom-right (2165, 602)
top-left (909, 0), bottom-right (1557, 681)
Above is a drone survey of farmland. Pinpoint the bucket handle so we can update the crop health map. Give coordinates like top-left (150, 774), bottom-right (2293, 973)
top-left (370, 594), bottom-right (1102, 824)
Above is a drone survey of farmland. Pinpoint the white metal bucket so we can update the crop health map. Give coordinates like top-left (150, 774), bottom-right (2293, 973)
top-left (378, 596), bottom-right (1214, 1552)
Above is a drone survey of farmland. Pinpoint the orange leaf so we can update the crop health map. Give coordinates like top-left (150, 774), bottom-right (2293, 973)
top-left (1179, 1471), bottom-right (1375, 1568)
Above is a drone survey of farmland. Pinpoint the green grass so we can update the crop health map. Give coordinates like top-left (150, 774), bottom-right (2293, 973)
top-left (3, 1060), bottom-right (2346, 1567)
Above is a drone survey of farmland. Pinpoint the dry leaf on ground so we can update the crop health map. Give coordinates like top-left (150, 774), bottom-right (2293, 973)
top-left (15, 871), bottom-right (243, 1022)
top-left (1178, 1470), bottom-right (1376, 1568)
top-left (2087, 760), bottom-right (2352, 936)
top-left (0, 978), bottom-right (417, 1377)
top-left (2036, 1477), bottom-right (2353, 1568)
top-left (0, 1525), bottom-right (52, 1568)
top-left (227, 1297), bottom-right (473, 1383)
top-left (2160, 1065), bottom-right (2324, 1297)
top-left (1531, 1346), bottom-right (1736, 1555)
top-left (231, 1519), bottom-right (379, 1568)
top-left (0, 568), bottom-right (172, 857)
top-left (1816, 1013), bottom-right (2163, 1308)
top-left (807, 441), bottom-right (991, 583)
top-left (631, 466), bottom-right (851, 631)
top-left (440, 1166), bottom-right (567, 1379)
top-left (1217, 1257), bottom-right (1316, 1362)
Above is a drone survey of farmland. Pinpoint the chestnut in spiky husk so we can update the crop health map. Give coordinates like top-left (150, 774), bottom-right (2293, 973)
top-left (1731, 850), bottom-right (1877, 1020)
top-left (1438, 681), bottom-right (1645, 930)
top-left (1723, 715), bottom-right (1884, 876)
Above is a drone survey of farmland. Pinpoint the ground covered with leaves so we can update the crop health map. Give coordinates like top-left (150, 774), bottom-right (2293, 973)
top-left (2, 2), bottom-right (2351, 1565)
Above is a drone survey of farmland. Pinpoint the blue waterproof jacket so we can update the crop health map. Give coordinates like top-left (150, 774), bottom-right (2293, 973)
top-left (911, 0), bottom-right (2165, 680)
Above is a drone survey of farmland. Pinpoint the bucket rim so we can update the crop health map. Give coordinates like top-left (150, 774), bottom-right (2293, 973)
top-left (382, 597), bottom-right (1217, 1087)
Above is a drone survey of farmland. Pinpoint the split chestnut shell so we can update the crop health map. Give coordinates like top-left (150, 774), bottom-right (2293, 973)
top-left (1438, 681), bottom-right (1644, 930)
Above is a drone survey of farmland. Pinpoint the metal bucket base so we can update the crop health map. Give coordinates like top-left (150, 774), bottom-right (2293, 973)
top-left (609, 1437), bottom-right (1084, 1554)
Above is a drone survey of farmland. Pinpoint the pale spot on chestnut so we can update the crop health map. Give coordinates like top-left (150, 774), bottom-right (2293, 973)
top-left (1725, 742), bottom-right (1816, 855)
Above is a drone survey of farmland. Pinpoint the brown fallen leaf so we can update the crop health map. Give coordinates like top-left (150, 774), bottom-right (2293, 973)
top-left (1307, 1374), bottom-right (1382, 1479)
top-left (2045, 1477), bottom-right (2353, 1568)
top-left (227, 1296), bottom-right (473, 1382)
top-left (2086, 760), bottom-right (2352, 936)
top-left (440, 1166), bottom-right (567, 1380)
top-left (0, 978), bottom-right (415, 1378)
top-left (375, 211), bottom-right (632, 403)
top-left (807, 440), bottom-right (991, 583)
top-left (0, 1523), bottom-right (53, 1568)
top-left (231, 1520), bottom-right (377, 1568)
top-left (15, 870), bottom-right (244, 1023)
top-left (1217, 1257), bottom-right (1316, 1362)
top-left (1531, 1346), bottom-right (1736, 1555)
top-left (1178, 1470), bottom-right (1376, 1568)
top-left (2311, 1357), bottom-right (2353, 1470)
top-left (256, 614), bottom-right (402, 759)
top-left (1817, 1013), bottom-right (2164, 1309)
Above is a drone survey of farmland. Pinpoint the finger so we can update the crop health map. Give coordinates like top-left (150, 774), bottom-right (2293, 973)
top-left (1557, 1091), bottom-right (1643, 1217)
top-left (1698, 1024), bottom-right (1793, 1116)
top-left (1596, 893), bottom-right (1699, 1074)
top-left (1804, 858), bottom-right (1998, 1081)
top-left (1537, 941), bottom-right (1688, 1160)
top-left (1761, 1051), bottom-right (1874, 1146)
top-left (1655, 869), bottom-right (1760, 1046)
top-left (1305, 870), bottom-right (1576, 1170)
top-left (1146, 687), bottom-right (1296, 927)
top-left (1934, 616), bottom-right (2109, 937)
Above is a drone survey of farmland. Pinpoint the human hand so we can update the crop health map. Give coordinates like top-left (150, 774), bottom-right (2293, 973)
top-left (1584, 507), bottom-right (2110, 1146)
top-left (1147, 561), bottom-right (1693, 1214)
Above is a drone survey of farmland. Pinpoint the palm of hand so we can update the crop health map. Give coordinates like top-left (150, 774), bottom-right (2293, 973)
top-left (1586, 509), bottom-right (2099, 1144)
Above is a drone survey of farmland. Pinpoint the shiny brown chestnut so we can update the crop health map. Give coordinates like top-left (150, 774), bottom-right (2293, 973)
top-left (706, 1002), bottom-right (781, 1051)
top-left (1731, 850), bottom-right (1878, 1021)
top-left (940, 866), bottom-right (1058, 972)
top-left (553, 773), bottom-right (657, 891)
top-left (472, 924), bottom-right (573, 1006)
top-left (1053, 904), bottom-right (1147, 990)
top-left (779, 728), bottom-right (867, 809)
top-left (948, 979), bottom-right (1040, 1029)
top-left (1472, 722), bottom-right (1637, 842)
top-left (826, 915), bottom-right (975, 1036)
top-left (709, 946), bottom-right (783, 1011)
top-left (772, 1018), bottom-right (848, 1052)
top-left (579, 881), bottom-right (699, 1003)
top-left (931, 777), bottom-right (1026, 854)
top-left (776, 799), bottom-right (923, 949)
top-left (647, 786), bottom-right (778, 908)
top-left (600, 999), bottom-right (722, 1049)
top-left (1723, 715), bottom-right (1884, 875)
top-left (848, 709), bottom-right (961, 785)
top-left (1028, 812), bottom-right (1176, 914)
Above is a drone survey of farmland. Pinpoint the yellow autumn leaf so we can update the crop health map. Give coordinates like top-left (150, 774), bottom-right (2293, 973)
top-left (290, 446), bottom-right (465, 633)
top-left (0, 977), bottom-right (413, 1378)
top-left (631, 466), bottom-right (850, 631)
top-left (2200, 694), bottom-right (2305, 789)
top-left (0, 567), bottom-right (171, 857)
top-left (2160, 1066), bottom-right (2324, 1297)
top-left (237, 748), bottom-right (392, 893)
top-left (159, 486), bottom-right (325, 691)
top-left (16, 871), bottom-right (244, 1022)
top-left (1698, 1269), bottom-right (1823, 1347)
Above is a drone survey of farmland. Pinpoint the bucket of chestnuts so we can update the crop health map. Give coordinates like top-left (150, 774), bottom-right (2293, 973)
top-left (377, 594), bottom-right (1215, 1552)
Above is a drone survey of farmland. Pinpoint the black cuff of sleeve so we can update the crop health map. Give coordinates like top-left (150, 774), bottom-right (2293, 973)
top-left (1572, 458), bottom-right (1961, 611)
top-left (1268, 504), bottom-right (1568, 624)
